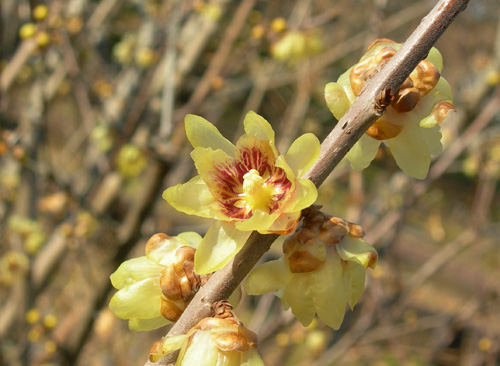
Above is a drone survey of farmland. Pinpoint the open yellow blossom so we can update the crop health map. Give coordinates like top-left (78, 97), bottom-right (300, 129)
top-left (325, 38), bottom-right (455, 179)
top-left (109, 232), bottom-right (210, 331)
top-left (245, 207), bottom-right (377, 329)
top-left (163, 111), bottom-right (320, 274)
top-left (150, 301), bottom-right (264, 366)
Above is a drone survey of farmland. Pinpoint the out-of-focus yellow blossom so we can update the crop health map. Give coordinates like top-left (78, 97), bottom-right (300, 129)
top-left (33, 5), bottom-right (49, 21)
top-left (245, 206), bottom-right (377, 329)
top-left (325, 39), bottom-right (455, 179)
top-left (19, 23), bottom-right (37, 39)
top-left (44, 340), bottom-right (57, 354)
top-left (150, 301), bottom-right (264, 366)
top-left (0, 251), bottom-right (29, 286)
top-left (26, 309), bottom-right (41, 324)
top-left (8, 215), bottom-right (46, 254)
top-left (35, 31), bottom-right (51, 48)
top-left (271, 17), bottom-right (287, 33)
top-left (271, 30), bottom-right (322, 63)
top-left (90, 125), bottom-right (114, 152)
top-left (116, 144), bottom-right (147, 178)
top-left (135, 48), bottom-right (157, 68)
top-left (163, 111), bottom-right (320, 274)
top-left (43, 314), bottom-right (58, 329)
top-left (110, 233), bottom-right (211, 331)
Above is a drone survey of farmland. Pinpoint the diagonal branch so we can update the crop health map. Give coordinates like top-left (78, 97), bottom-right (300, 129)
top-left (149, 0), bottom-right (470, 364)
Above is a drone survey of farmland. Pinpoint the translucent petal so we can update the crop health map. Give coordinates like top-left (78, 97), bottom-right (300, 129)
top-left (179, 331), bottom-right (218, 366)
top-left (217, 350), bottom-right (241, 366)
top-left (177, 231), bottom-right (203, 249)
top-left (109, 278), bottom-right (161, 319)
top-left (129, 316), bottom-right (171, 331)
top-left (243, 111), bottom-right (275, 144)
top-left (110, 256), bottom-right (163, 289)
top-left (310, 247), bottom-right (346, 330)
top-left (262, 212), bottom-right (300, 235)
top-left (285, 133), bottom-right (321, 178)
top-left (185, 114), bottom-right (234, 155)
top-left (161, 334), bottom-right (189, 354)
top-left (426, 47), bottom-right (443, 72)
top-left (146, 237), bottom-right (183, 267)
top-left (245, 258), bottom-right (291, 295)
top-left (337, 67), bottom-right (356, 102)
top-left (345, 133), bottom-right (380, 171)
top-left (194, 221), bottom-right (252, 275)
top-left (162, 175), bottom-right (218, 219)
top-left (235, 211), bottom-right (279, 232)
top-left (284, 274), bottom-right (316, 326)
top-left (386, 122), bottom-right (430, 179)
top-left (274, 155), bottom-right (296, 187)
top-left (325, 82), bottom-right (351, 120)
top-left (282, 179), bottom-right (318, 212)
top-left (241, 349), bottom-right (265, 366)
top-left (420, 125), bottom-right (442, 156)
top-left (342, 261), bottom-right (366, 310)
top-left (336, 236), bottom-right (378, 269)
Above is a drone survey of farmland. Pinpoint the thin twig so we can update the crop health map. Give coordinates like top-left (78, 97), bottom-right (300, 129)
top-left (152, 1), bottom-right (470, 365)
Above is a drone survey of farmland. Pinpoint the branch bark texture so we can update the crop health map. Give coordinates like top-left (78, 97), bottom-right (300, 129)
top-left (151, 0), bottom-right (469, 364)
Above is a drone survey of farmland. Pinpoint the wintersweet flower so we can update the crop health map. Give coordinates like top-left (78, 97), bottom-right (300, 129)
top-left (163, 111), bottom-right (320, 274)
top-left (149, 301), bottom-right (264, 366)
top-left (325, 38), bottom-right (455, 179)
top-left (109, 232), bottom-right (211, 331)
top-left (245, 206), bottom-right (377, 330)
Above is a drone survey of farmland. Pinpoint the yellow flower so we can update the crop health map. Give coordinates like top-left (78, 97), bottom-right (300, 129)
top-left (325, 39), bottom-right (455, 179)
top-left (245, 207), bottom-right (377, 329)
top-left (150, 302), bottom-right (264, 366)
top-left (271, 30), bottom-right (322, 63)
top-left (109, 232), bottom-right (210, 331)
top-left (163, 111), bottom-right (320, 274)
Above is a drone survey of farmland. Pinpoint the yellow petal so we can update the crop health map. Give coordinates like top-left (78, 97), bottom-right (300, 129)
top-left (426, 47), bottom-right (443, 72)
top-left (282, 179), bottom-right (317, 212)
top-left (262, 212), bottom-right (300, 234)
top-left (162, 334), bottom-right (189, 354)
top-left (194, 221), bottom-right (252, 275)
top-left (185, 114), bottom-right (235, 155)
top-left (241, 348), bottom-right (265, 366)
top-left (109, 278), bottom-right (161, 319)
top-left (162, 175), bottom-right (219, 219)
top-left (179, 330), bottom-right (218, 365)
top-left (345, 133), bottom-right (381, 171)
top-left (177, 231), bottom-right (203, 249)
top-left (325, 82), bottom-right (351, 121)
top-left (243, 111), bottom-right (275, 144)
top-left (310, 247), bottom-right (346, 330)
top-left (420, 125), bottom-right (442, 156)
top-left (386, 122), bottom-right (430, 179)
top-left (285, 133), bottom-right (321, 178)
top-left (284, 274), bottom-right (316, 326)
top-left (110, 257), bottom-right (163, 289)
top-left (129, 316), bottom-right (171, 331)
top-left (337, 67), bottom-right (356, 102)
top-left (336, 236), bottom-right (378, 269)
top-left (342, 261), bottom-right (366, 310)
top-left (245, 257), bottom-right (291, 295)
top-left (235, 210), bottom-right (279, 232)
top-left (146, 236), bottom-right (183, 266)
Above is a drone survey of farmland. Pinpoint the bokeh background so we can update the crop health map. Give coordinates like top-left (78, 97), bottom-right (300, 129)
top-left (1, 0), bottom-right (499, 365)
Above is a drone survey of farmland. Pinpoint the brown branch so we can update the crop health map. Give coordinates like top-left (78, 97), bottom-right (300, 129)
top-left (150, 0), bottom-right (470, 364)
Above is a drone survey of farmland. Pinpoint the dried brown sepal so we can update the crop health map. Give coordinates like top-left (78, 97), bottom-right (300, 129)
top-left (346, 222), bottom-right (365, 238)
top-left (288, 250), bottom-right (325, 273)
top-left (365, 119), bottom-right (403, 140)
top-left (283, 228), bottom-right (316, 254)
top-left (366, 38), bottom-right (396, 52)
top-left (412, 60), bottom-right (440, 96)
top-left (160, 297), bottom-right (183, 322)
top-left (350, 47), bottom-right (396, 96)
top-left (432, 100), bottom-right (455, 124)
top-left (160, 267), bottom-right (182, 301)
top-left (145, 233), bottom-right (170, 255)
top-left (148, 340), bottom-right (164, 362)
